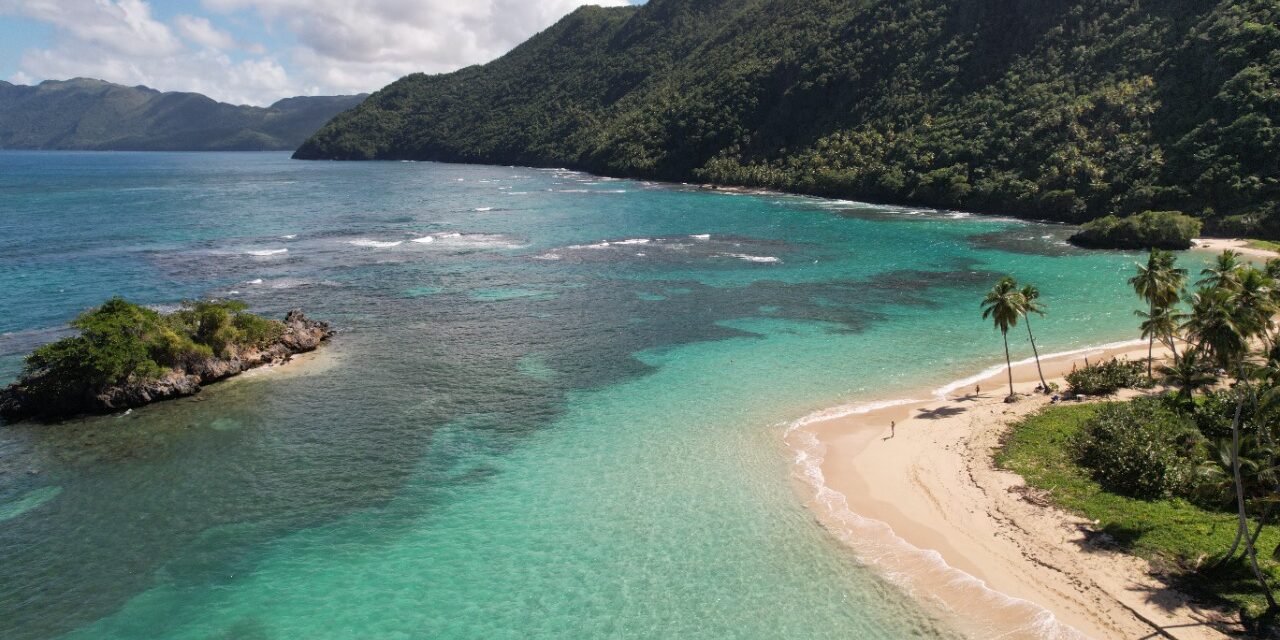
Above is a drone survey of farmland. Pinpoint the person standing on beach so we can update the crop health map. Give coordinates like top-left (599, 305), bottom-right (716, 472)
top-left (975, 384), bottom-right (980, 396)
top-left (890, 420), bottom-right (896, 438)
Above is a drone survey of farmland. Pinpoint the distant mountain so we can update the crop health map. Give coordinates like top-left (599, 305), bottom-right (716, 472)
top-left (0, 78), bottom-right (366, 151)
top-left (296, 0), bottom-right (1279, 236)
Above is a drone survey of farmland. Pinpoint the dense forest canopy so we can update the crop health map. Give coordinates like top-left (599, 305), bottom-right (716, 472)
top-left (296, 0), bottom-right (1279, 235)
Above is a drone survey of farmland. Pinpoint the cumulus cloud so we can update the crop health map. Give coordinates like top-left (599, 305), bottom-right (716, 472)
top-left (174, 15), bottom-right (238, 51)
top-left (202, 0), bottom-right (630, 96)
top-left (0, 0), bottom-right (630, 105)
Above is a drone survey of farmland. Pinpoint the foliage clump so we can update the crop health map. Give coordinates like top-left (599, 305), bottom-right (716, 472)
top-left (21, 298), bottom-right (283, 394)
top-left (1068, 211), bottom-right (1203, 250)
top-left (1065, 358), bottom-right (1151, 396)
top-left (1073, 397), bottom-right (1202, 499)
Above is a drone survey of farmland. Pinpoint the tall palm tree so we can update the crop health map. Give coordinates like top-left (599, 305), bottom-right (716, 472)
top-left (1184, 286), bottom-right (1247, 371)
top-left (1159, 251), bottom-right (1189, 361)
top-left (1137, 305), bottom-right (1184, 366)
top-left (1197, 249), bottom-right (1244, 290)
top-left (1186, 282), bottom-right (1277, 607)
top-left (1130, 250), bottom-right (1183, 377)
top-left (1020, 284), bottom-right (1049, 392)
top-left (1235, 267), bottom-right (1275, 346)
top-left (981, 277), bottom-right (1025, 401)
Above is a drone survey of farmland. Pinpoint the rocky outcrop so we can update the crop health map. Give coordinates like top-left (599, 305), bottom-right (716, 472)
top-left (0, 310), bottom-right (332, 423)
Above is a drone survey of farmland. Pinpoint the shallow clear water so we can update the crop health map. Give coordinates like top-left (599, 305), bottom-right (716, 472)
top-left (0, 152), bottom-right (1184, 638)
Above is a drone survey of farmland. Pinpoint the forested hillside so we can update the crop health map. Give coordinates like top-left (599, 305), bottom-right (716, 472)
top-left (0, 78), bottom-right (365, 151)
top-left (296, 0), bottom-right (1279, 235)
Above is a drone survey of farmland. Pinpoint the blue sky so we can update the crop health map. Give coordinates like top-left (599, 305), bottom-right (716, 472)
top-left (0, 0), bottom-right (646, 105)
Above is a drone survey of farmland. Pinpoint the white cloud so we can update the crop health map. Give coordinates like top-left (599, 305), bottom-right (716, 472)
top-left (199, 0), bottom-right (630, 96)
top-left (0, 0), bottom-right (182, 57)
top-left (174, 15), bottom-right (237, 51)
top-left (1, 0), bottom-right (631, 105)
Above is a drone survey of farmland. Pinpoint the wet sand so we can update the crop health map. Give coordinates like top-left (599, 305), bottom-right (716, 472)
top-left (789, 343), bottom-right (1237, 639)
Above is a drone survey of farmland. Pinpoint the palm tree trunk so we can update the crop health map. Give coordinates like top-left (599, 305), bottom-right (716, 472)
top-left (1219, 520), bottom-right (1245, 568)
top-left (1003, 328), bottom-right (1015, 399)
top-left (1147, 303), bottom-right (1155, 379)
top-left (1024, 317), bottom-right (1048, 392)
top-left (1232, 366), bottom-right (1277, 609)
top-left (1167, 331), bottom-right (1180, 367)
top-left (1249, 503), bottom-right (1272, 550)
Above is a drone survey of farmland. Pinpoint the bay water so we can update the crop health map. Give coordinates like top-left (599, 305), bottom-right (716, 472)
top-left (0, 152), bottom-right (1179, 638)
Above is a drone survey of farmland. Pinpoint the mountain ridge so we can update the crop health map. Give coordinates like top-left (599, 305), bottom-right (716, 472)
top-left (0, 78), bottom-right (366, 151)
top-left (296, 0), bottom-right (1279, 236)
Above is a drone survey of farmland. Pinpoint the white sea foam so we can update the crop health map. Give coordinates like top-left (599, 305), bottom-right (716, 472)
top-left (614, 238), bottom-right (650, 245)
top-left (246, 248), bottom-right (288, 257)
top-left (691, 234), bottom-right (711, 240)
top-left (786, 398), bottom-right (926, 431)
top-left (281, 234), bottom-right (297, 240)
top-left (784, 396), bottom-right (1090, 640)
top-left (411, 232), bottom-right (524, 249)
top-left (725, 253), bottom-right (781, 263)
top-left (246, 279), bottom-right (264, 285)
top-left (779, 338), bottom-right (1153, 639)
top-left (474, 207), bottom-right (494, 212)
top-left (930, 338), bottom-right (1147, 400)
top-left (348, 239), bottom-right (404, 249)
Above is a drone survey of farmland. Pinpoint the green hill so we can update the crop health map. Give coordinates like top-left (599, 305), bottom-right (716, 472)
top-left (296, 0), bottom-right (1279, 235)
top-left (0, 78), bottom-right (366, 151)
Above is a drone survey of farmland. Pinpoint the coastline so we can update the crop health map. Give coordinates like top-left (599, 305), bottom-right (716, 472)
top-left (787, 342), bottom-right (1238, 639)
top-left (1192, 238), bottom-right (1278, 261)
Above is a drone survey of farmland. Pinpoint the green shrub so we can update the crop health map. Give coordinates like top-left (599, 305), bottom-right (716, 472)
top-left (1065, 358), bottom-right (1151, 395)
top-left (17, 297), bottom-right (284, 399)
top-left (1074, 398), bottom-right (1203, 499)
top-left (1191, 389), bottom-right (1251, 441)
top-left (1068, 211), bottom-right (1203, 250)
top-left (26, 298), bottom-right (172, 386)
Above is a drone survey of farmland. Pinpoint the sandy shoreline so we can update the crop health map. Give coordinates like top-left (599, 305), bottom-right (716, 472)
top-left (789, 342), bottom-right (1239, 639)
top-left (1193, 237), bottom-right (1278, 261)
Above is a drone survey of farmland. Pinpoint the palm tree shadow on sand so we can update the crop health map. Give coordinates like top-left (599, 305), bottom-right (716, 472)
top-left (915, 405), bottom-right (968, 420)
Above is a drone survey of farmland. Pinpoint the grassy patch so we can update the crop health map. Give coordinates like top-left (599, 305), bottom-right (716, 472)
top-left (996, 403), bottom-right (1280, 623)
top-left (1245, 239), bottom-right (1280, 254)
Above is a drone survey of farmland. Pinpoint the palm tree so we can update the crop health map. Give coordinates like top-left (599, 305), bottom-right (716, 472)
top-left (1184, 286), bottom-right (1247, 371)
top-left (1020, 284), bottom-right (1049, 392)
top-left (1157, 347), bottom-right (1216, 401)
top-left (1185, 283), bottom-right (1277, 607)
top-left (1137, 304), bottom-right (1185, 366)
top-left (1264, 257), bottom-right (1280, 284)
top-left (981, 277), bottom-right (1025, 401)
top-left (1234, 267), bottom-right (1275, 346)
top-left (1197, 249), bottom-right (1244, 290)
top-left (1130, 250), bottom-right (1184, 377)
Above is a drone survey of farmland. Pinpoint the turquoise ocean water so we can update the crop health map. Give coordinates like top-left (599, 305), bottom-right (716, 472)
top-left (0, 152), bottom-right (1193, 638)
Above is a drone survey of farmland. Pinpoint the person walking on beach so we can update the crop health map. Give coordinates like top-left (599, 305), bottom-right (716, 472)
top-left (890, 420), bottom-right (896, 438)
top-left (974, 384), bottom-right (980, 397)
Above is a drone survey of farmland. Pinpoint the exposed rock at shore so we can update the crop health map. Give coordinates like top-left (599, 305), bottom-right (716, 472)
top-left (0, 310), bottom-right (332, 423)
